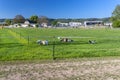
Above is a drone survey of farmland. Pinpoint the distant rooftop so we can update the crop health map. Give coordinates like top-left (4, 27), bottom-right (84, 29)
top-left (0, 22), bottom-right (6, 24)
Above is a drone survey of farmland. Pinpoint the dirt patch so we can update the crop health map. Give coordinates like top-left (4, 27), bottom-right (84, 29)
top-left (0, 58), bottom-right (120, 80)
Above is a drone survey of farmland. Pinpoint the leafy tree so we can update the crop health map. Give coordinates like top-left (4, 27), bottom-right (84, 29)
top-left (112, 20), bottom-right (120, 28)
top-left (13, 15), bottom-right (25, 23)
top-left (52, 21), bottom-right (58, 27)
top-left (111, 5), bottom-right (120, 27)
top-left (5, 19), bottom-right (12, 25)
top-left (112, 5), bottom-right (120, 20)
top-left (30, 15), bottom-right (38, 23)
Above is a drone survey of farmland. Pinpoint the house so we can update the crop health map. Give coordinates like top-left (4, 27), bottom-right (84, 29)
top-left (104, 22), bottom-right (113, 28)
top-left (30, 24), bottom-right (37, 28)
top-left (0, 22), bottom-right (7, 27)
top-left (56, 22), bottom-right (82, 27)
top-left (24, 20), bottom-right (30, 25)
top-left (57, 22), bottom-right (69, 27)
top-left (13, 24), bottom-right (21, 28)
top-left (0, 22), bottom-right (6, 25)
top-left (41, 23), bottom-right (48, 27)
top-left (21, 20), bottom-right (38, 28)
top-left (104, 22), bottom-right (112, 26)
top-left (84, 21), bottom-right (103, 27)
top-left (69, 22), bottom-right (82, 27)
top-left (21, 20), bottom-right (30, 28)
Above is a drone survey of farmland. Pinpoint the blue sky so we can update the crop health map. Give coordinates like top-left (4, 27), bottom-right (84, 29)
top-left (0, 0), bottom-right (120, 19)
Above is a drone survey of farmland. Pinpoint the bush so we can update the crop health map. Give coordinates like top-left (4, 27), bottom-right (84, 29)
top-left (112, 20), bottom-right (120, 28)
top-left (35, 24), bottom-right (39, 28)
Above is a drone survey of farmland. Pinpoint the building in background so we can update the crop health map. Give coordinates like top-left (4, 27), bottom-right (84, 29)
top-left (69, 22), bottom-right (82, 27)
top-left (84, 21), bottom-right (103, 27)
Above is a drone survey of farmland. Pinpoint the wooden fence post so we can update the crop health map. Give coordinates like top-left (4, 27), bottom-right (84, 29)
top-left (52, 36), bottom-right (56, 60)
top-left (28, 36), bottom-right (29, 44)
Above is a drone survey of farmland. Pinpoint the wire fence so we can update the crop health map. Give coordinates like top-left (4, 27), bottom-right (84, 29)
top-left (1, 28), bottom-right (120, 60)
top-left (1, 35), bottom-right (120, 59)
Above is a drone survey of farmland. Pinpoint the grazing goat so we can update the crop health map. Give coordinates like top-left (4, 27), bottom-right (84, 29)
top-left (60, 38), bottom-right (73, 42)
top-left (36, 40), bottom-right (48, 45)
top-left (89, 40), bottom-right (96, 44)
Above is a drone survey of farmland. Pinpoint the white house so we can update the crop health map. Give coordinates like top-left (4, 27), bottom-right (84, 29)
top-left (104, 22), bottom-right (112, 26)
top-left (104, 22), bottom-right (113, 28)
top-left (31, 24), bottom-right (37, 28)
top-left (57, 22), bottom-right (69, 27)
top-left (69, 22), bottom-right (82, 27)
top-left (41, 23), bottom-right (48, 27)
top-left (13, 24), bottom-right (21, 28)
top-left (21, 20), bottom-right (30, 28)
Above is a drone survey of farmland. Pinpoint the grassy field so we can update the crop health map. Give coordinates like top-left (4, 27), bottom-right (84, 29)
top-left (1, 28), bottom-right (120, 61)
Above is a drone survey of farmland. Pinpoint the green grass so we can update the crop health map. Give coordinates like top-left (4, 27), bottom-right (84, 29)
top-left (1, 28), bottom-right (120, 61)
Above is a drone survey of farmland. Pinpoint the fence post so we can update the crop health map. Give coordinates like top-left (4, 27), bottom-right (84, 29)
top-left (28, 35), bottom-right (29, 44)
top-left (52, 36), bottom-right (56, 60)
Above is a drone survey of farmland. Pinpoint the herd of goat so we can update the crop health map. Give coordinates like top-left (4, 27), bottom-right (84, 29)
top-left (36, 37), bottom-right (96, 45)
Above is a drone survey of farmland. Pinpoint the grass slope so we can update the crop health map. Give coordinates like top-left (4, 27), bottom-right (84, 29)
top-left (7, 29), bottom-right (28, 45)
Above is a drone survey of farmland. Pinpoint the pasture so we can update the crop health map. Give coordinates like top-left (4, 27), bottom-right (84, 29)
top-left (0, 28), bottom-right (120, 61)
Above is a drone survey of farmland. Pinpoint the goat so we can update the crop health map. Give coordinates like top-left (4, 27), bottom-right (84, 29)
top-left (89, 40), bottom-right (96, 44)
top-left (36, 40), bottom-right (48, 45)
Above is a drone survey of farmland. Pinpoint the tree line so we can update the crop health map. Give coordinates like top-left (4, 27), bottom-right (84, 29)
top-left (3, 15), bottom-right (110, 26)
top-left (4, 15), bottom-right (49, 26)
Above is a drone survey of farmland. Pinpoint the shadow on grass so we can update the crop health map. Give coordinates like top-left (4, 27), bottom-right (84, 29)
top-left (48, 41), bottom-right (90, 46)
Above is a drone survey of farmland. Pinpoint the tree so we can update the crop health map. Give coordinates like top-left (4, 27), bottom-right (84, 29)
top-left (112, 5), bottom-right (120, 20)
top-left (112, 20), bottom-right (120, 28)
top-left (111, 5), bottom-right (120, 27)
top-left (30, 15), bottom-right (38, 23)
top-left (5, 19), bottom-right (12, 25)
top-left (38, 16), bottom-right (48, 24)
top-left (51, 21), bottom-right (58, 27)
top-left (13, 15), bottom-right (25, 23)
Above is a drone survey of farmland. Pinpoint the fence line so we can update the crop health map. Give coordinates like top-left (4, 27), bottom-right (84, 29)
top-left (1, 29), bottom-right (120, 60)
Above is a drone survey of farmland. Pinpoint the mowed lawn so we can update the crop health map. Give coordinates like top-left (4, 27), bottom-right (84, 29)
top-left (1, 28), bottom-right (120, 61)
